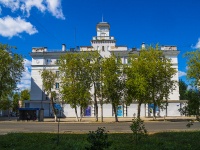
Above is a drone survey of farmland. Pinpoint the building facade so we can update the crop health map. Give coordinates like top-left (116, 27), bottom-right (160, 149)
top-left (29, 21), bottom-right (184, 118)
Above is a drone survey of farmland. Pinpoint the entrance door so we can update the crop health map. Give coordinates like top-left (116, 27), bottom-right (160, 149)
top-left (84, 106), bottom-right (91, 116)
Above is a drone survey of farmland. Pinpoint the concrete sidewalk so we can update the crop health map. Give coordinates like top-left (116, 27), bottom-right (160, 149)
top-left (44, 116), bottom-right (196, 123)
top-left (0, 116), bottom-right (196, 123)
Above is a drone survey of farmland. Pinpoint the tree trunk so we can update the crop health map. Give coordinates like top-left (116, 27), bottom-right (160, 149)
top-left (50, 97), bottom-right (57, 122)
top-left (113, 104), bottom-right (118, 122)
top-left (101, 103), bottom-right (103, 122)
top-left (137, 103), bottom-right (141, 119)
top-left (153, 103), bottom-right (156, 120)
top-left (80, 107), bottom-right (83, 122)
top-left (54, 113), bottom-right (57, 122)
top-left (8, 109), bottom-right (11, 120)
top-left (94, 83), bottom-right (98, 122)
top-left (196, 107), bottom-right (199, 120)
top-left (75, 106), bottom-right (79, 122)
top-left (196, 115), bottom-right (199, 120)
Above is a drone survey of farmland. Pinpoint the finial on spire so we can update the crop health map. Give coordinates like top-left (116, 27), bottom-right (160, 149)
top-left (102, 14), bottom-right (104, 22)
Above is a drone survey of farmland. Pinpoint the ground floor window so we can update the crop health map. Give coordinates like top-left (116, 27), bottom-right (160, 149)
top-left (112, 105), bottom-right (123, 117)
top-left (148, 104), bottom-right (160, 117)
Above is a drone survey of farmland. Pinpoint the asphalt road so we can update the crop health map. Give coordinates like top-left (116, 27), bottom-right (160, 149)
top-left (0, 121), bottom-right (200, 134)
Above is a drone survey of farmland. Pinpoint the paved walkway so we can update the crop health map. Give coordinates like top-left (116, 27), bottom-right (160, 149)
top-left (0, 116), bottom-right (196, 123)
top-left (46, 116), bottom-right (197, 123)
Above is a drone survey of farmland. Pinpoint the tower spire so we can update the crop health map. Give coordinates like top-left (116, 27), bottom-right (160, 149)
top-left (102, 14), bottom-right (104, 22)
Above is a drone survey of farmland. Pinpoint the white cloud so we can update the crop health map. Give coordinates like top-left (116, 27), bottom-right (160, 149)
top-left (0, 16), bottom-right (38, 38)
top-left (20, 0), bottom-right (46, 17)
top-left (24, 58), bottom-right (32, 68)
top-left (0, 0), bottom-right (20, 12)
top-left (46, 0), bottom-right (65, 19)
top-left (0, 0), bottom-right (65, 19)
top-left (178, 71), bottom-right (187, 77)
top-left (192, 38), bottom-right (200, 49)
top-left (17, 59), bottom-right (32, 91)
top-left (186, 66), bottom-right (189, 70)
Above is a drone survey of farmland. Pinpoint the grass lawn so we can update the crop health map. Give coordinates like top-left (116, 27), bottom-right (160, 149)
top-left (0, 131), bottom-right (200, 150)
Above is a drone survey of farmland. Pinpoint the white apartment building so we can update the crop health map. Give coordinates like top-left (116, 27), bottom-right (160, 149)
top-left (29, 21), bottom-right (184, 118)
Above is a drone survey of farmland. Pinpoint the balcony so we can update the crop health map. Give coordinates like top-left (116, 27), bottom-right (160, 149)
top-left (92, 36), bottom-right (114, 40)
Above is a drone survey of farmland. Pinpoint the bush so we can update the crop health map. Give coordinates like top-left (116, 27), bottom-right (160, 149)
top-left (130, 117), bottom-right (147, 144)
top-left (86, 127), bottom-right (111, 150)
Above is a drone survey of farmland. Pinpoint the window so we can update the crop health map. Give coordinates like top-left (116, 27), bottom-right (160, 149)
top-left (56, 71), bottom-right (59, 77)
top-left (124, 57), bottom-right (127, 64)
top-left (102, 46), bottom-right (104, 51)
top-left (55, 83), bottom-right (59, 89)
top-left (56, 59), bottom-right (60, 64)
top-left (25, 103), bottom-right (30, 108)
top-left (46, 59), bottom-right (51, 65)
top-left (46, 95), bottom-right (49, 100)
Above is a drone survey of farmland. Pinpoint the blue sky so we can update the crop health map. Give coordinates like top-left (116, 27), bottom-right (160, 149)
top-left (0, 0), bottom-right (200, 89)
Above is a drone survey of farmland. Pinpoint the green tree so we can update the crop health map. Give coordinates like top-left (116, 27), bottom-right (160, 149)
top-left (0, 43), bottom-right (24, 101)
top-left (184, 49), bottom-right (200, 88)
top-left (87, 51), bottom-right (102, 122)
top-left (0, 94), bottom-right (12, 118)
top-left (0, 96), bottom-right (11, 111)
top-left (125, 52), bottom-right (149, 118)
top-left (19, 89), bottom-right (30, 108)
top-left (20, 89), bottom-right (30, 101)
top-left (184, 49), bottom-right (200, 120)
top-left (101, 54), bottom-right (124, 122)
top-left (186, 89), bottom-right (200, 120)
top-left (59, 53), bottom-right (91, 122)
top-left (179, 79), bottom-right (188, 100)
top-left (12, 93), bottom-right (20, 113)
top-left (146, 46), bottom-right (177, 119)
top-left (126, 46), bottom-right (177, 119)
top-left (41, 70), bottom-right (57, 122)
top-left (179, 89), bottom-right (200, 120)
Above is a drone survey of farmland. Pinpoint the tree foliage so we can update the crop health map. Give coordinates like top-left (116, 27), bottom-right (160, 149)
top-left (20, 89), bottom-right (30, 101)
top-left (40, 69), bottom-right (57, 121)
top-left (185, 89), bottom-right (200, 118)
top-left (126, 45), bottom-right (177, 119)
top-left (12, 93), bottom-right (20, 113)
top-left (179, 88), bottom-right (200, 120)
top-left (184, 49), bottom-right (200, 88)
top-left (0, 43), bottom-right (24, 100)
top-left (86, 51), bottom-right (102, 122)
top-left (125, 51), bottom-right (150, 118)
top-left (183, 49), bottom-right (200, 120)
top-left (145, 46), bottom-right (177, 119)
top-left (101, 54), bottom-right (124, 122)
top-left (179, 79), bottom-right (188, 100)
top-left (0, 96), bottom-right (12, 111)
top-left (59, 52), bottom-right (91, 121)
